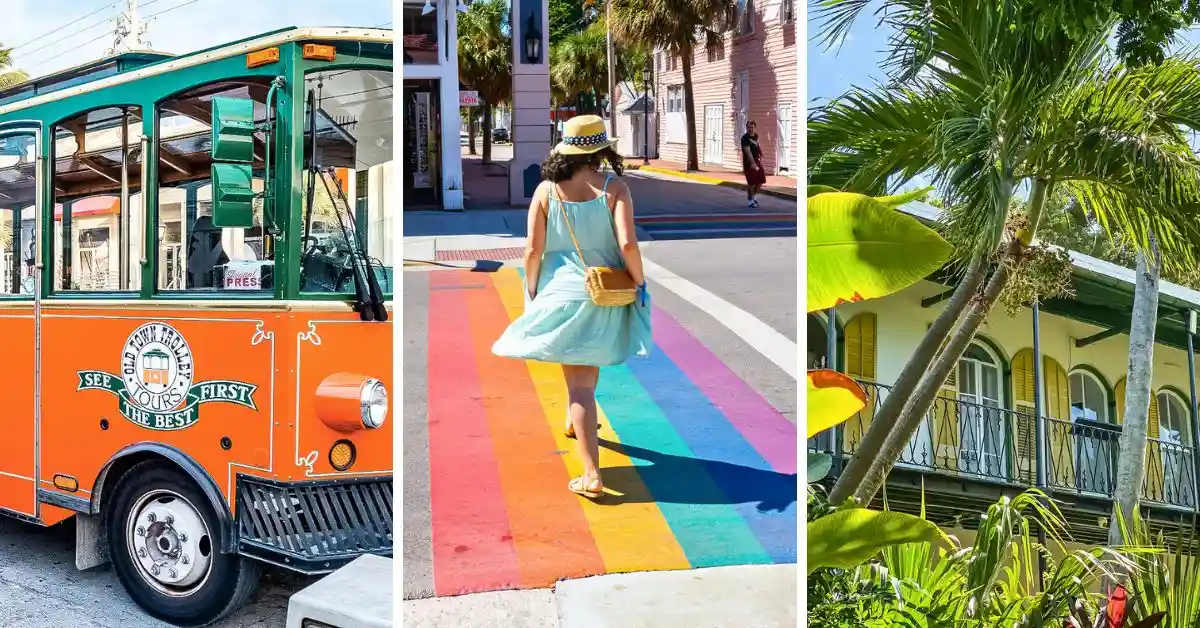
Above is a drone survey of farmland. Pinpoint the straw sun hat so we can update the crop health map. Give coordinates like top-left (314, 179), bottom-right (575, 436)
top-left (554, 114), bottom-right (618, 155)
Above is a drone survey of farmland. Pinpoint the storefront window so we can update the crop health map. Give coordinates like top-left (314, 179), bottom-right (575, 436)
top-left (301, 68), bottom-right (394, 295)
top-left (402, 79), bottom-right (441, 208)
top-left (403, 0), bottom-right (439, 65)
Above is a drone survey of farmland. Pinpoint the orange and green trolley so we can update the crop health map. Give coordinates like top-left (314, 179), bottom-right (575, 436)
top-left (0, 26), bottom-right (393, 626)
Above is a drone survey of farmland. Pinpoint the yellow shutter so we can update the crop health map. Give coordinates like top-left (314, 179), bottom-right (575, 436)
top-left (1044, 356), bottom-right (1074, 486)
top-left (932, 367), bottom-right (959, 471)
top-left (1116, 377), bottom-right (1159, 437)
top-left (1010, 349), bottom-right (1036, 483)
top-left (1149, 392), bottom-right (1160, 439)
top-left (842, 313), bottom-right (877, 454)
top-left (1115, 378), bottom-right (1126, 424)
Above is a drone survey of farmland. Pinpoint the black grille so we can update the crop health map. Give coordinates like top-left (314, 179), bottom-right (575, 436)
top-left (235, 475), bottom-right (393, 573)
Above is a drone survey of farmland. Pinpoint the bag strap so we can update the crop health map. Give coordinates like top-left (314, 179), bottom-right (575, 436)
top-left (555, 184), bottom-right (588, 267)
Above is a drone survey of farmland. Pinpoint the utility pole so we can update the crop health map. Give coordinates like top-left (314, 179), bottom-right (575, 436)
top-left (606, 0), bottom-right (617, 141)
top-left (108, 0), bottom-right (150, 56)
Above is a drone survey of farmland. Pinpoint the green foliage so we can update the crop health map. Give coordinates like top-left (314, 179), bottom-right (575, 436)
top-left (550, 23), bottom-right (608, 111)
top-left (1117, 513), bottom-right (1200, 627)
top-left (458, 0), bottom-right (512, 107)
top-left (806, 488), bottom-right (1157, 625)
top-left (807, 192), bottom-right (953, 311)
top-left (812, 0), bottom-right (1200, 71)
top-left (809, 0), bottom-right (1200, 273)
top-left (807, 507), bottom-right (947, 574)
top-left (549, 0), bottom-right (586, 45)
top-left (995, 207), bottom-right (1077, 316)
top-left (0, 42), bottom-right (27, 90)
top-left (1036, 187), bottom-right (1200, 290)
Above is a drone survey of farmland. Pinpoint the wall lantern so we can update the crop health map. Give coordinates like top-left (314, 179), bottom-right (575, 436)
top-left (524, 13), bottom-right (542, 64)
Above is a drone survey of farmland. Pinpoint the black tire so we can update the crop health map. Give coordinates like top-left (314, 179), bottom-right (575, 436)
top-left (106, 461), bottom-right (261, 627)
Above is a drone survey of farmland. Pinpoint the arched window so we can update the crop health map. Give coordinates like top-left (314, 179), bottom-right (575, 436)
top-left (1157, 389), bottom-right (1191, 446)
top-left (1069, 370), bottom-right (1108, 423)
top-left (957, 342), bottom-right (1001, 408)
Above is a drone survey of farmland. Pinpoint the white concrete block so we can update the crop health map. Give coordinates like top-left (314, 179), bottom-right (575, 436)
top-left (556, 565), bottom-right (797, 628)
top-left (514, 73), bottom-right (551, 94)
top-left (513, 106), bottom-right (553, 127)
top-left (404, 589), bottom-right (560, 628)
top-left (286, 555), bottom-right (393, 628)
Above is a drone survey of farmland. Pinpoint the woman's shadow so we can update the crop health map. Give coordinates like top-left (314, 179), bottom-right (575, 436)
top-left (595, 438), bottom-right (796, 513)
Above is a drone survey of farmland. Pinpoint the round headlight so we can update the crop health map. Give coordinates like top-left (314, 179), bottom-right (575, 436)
top-left (360, 379), bottom-right (388, 429)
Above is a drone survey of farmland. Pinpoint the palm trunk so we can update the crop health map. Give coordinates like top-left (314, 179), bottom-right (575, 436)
top-left (482, 100), bottom-right (493, 165)
top-left (1108, 234), bottom-right (1161, 548)
top-left (681, 49), bottom-right (699, 171)
top-left (829, 254), bottom-right (988, 505)
top-left (851, 178), bottom-right (1049, 505)
top-left (468, 107), bottom-right (478, 155)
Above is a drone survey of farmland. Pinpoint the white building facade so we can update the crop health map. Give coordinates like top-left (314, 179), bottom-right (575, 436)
top-left (402, 0), bottom-right (465, 210)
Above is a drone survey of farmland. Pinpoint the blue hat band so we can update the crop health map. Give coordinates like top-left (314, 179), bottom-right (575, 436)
top-left (563, 132), bottom-right (608, 146)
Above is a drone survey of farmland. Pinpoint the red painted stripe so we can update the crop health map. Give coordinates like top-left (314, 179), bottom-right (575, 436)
top-left (428, 271), bottom-right (521, 595)
top-left (462, 272), bottom-right (605, 586)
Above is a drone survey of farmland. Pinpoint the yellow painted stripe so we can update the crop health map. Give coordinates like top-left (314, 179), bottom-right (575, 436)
top-left (490, 269), bottom-right (691, 573)
top-left (639, 166), bottom-right (729, 185)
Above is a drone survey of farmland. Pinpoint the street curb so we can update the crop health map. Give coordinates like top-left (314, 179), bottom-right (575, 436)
top-left (638, 166), bottom-right (798, 201)
top-left (404, 564), bottom-right (797, 628)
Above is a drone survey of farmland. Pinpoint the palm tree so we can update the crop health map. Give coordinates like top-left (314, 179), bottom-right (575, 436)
top-left (457, 0), bottom-right (511, 165)
top-left (811, 0), bottom-right (1200, 506)
top-left (550, 24), bottom-right (608, 115)
top-left (0, 44), bottom-right (28, 90)
top-left (1111, 239), bottom-right (1161, 548)
top-left (610, 0), bottom-right (737, 171)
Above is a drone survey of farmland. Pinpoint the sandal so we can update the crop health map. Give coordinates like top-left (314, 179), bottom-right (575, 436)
top-left (568, 476), bottom-right (604, 499)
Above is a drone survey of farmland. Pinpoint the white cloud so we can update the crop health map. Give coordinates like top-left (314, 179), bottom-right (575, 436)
top-left (0, 0), bottom-right (390, 79)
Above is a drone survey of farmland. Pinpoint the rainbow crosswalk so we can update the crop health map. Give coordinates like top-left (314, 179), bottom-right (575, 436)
top-left (424, 267), bottom-right (796, 596)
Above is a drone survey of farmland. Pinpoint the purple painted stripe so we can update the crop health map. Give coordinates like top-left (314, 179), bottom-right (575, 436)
top-left (651, 306), bottom-right (797, 474)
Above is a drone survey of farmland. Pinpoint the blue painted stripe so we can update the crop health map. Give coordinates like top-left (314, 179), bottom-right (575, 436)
top-left (596, 360), bottom-right (773, 568)
top-left (516, 268), bottom-right (773, 567)
top-left (626, 348), bottom-right (797, 564)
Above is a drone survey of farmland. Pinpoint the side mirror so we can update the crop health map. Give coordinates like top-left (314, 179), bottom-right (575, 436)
top-left (210, 96), bottom-right (255, 162)
top-left (211, 163), bottom-right (254, 228)
top-left (210, 96), bottom-right (256, 228)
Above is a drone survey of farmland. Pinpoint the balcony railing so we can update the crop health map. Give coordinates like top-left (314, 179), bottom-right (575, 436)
top-left (810, 380), bottom-right (1199, 510)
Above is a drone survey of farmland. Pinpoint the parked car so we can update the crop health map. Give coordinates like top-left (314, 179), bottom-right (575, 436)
top-left (460, 131), bottom-right (469, 145)
top-left (492, 127), bottom-right (510, 143)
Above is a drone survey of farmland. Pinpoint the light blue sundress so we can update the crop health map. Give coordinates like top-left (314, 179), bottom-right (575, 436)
top-left (492, 176), bottom-right (652, 367)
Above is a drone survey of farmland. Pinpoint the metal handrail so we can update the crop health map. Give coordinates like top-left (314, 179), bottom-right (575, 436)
top-left (809, 379), bottom-right (1199, 509)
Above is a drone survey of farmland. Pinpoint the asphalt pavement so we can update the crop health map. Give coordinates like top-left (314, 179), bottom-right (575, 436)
top-left (0, 516), bottom-right (309, 627)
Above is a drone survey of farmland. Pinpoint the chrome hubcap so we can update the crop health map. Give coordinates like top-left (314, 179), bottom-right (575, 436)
top-left (127, 490), bottom-right (212, 596)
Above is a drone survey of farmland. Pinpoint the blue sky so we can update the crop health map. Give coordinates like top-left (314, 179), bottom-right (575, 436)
top-left (1, 0), bottom-right (390, 79)
top-left (808, 7), bottom-right (1200, 104)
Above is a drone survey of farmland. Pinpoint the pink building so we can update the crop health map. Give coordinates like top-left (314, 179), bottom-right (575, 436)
top-left (653, 0), bottom-right (797, 176)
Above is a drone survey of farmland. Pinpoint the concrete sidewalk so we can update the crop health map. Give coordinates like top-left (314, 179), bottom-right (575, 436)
top-left (633, 160), bottom-right (798, 201)
top-left (403, 565), bottom-right (796, 628)
top-left (403, 210), bottom-right (652, 267)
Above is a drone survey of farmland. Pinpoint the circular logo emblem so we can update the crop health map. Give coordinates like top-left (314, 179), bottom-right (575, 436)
top-left (121, 322), bottom-right (194, 413)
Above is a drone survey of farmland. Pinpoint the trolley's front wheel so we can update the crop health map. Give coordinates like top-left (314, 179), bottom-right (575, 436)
top-left (107, 462), bottom-right (260, 627)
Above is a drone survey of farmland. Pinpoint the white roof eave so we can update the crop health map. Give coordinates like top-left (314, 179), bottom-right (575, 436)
top-left (898, 199), bottom-right (1200, 311)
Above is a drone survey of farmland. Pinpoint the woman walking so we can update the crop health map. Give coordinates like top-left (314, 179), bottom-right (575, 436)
top-left (741, 120), bottom-right (765, 207)
top-left (493, 115), bottom-right (652, 499)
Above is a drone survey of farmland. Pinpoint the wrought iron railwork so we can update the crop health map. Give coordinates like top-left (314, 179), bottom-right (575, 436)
top-left (810, 379), bottom-right (1199, 511)
top-left (817, 381), bottom-right (1034, 485)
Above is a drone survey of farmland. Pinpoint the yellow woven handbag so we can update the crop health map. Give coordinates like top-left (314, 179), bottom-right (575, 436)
top-left (558, 191), bottom-right (638, 307)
